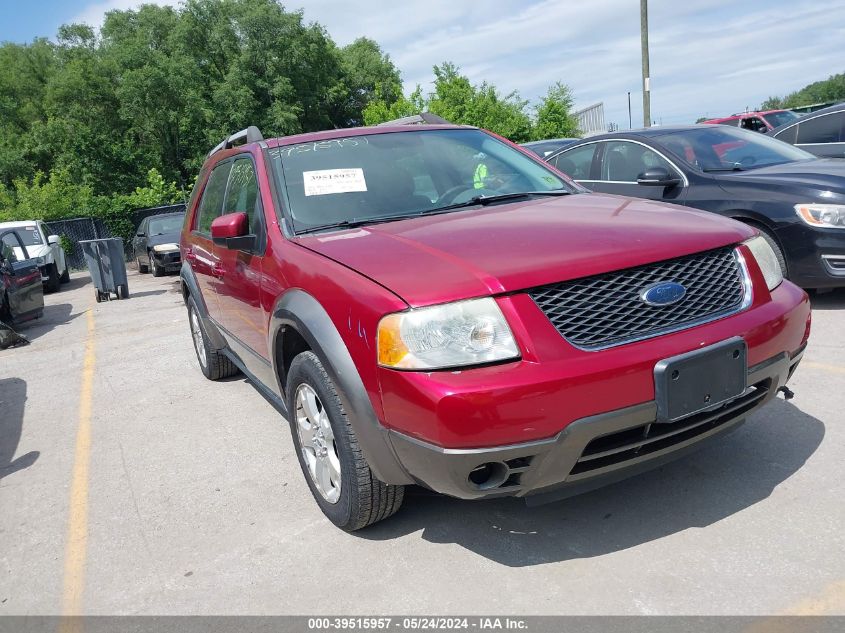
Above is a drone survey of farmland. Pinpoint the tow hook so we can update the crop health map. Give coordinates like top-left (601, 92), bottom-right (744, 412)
top-left (778, 386), bottom-right (795, 400)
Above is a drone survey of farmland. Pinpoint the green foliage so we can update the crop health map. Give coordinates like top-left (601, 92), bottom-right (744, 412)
top-left (761, 72), bottom-right (845, 110)
top-left (534, 82), bottom-right (579, 139)
top-left (0, 1), bottom-right (580, 236)
top-left (364, 63), bottom-right (577, 142)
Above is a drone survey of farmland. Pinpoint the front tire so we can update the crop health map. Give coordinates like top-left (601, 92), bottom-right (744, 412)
top-left (150, 253), bottom-right (163, 277)
top-left (749, 223), bottom-right (788, 278)
top-left (60, 262), bottom-right (70, 283)
top-left (45, 263), bottom-right (61, 293)
top-left (286, 351), bottom-right (404, 531)
top-left (187, 295), bottom-right (238, 380)
top-left (137, 257), bottom-right (149, 274)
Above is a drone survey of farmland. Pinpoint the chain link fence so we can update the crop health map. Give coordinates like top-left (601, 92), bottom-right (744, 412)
top-left (44, 203), bottom-right (186, 270)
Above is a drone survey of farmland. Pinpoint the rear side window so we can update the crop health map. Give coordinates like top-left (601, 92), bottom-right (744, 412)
top-left (774, 125), bottom-right (798, 145)
top-left (196, 162), bottom-right (232, 233)
top-left (553, 143), bottom-right (597, 179)
top-left (1, 232), bottom-right (25, 263)
top-left (797, 113), bottom-right (844, 144)
top-left (224, 158), bottom-right (261, 232)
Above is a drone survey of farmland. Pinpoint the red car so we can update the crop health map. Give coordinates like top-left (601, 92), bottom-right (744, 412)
top-left (180, 122), bottom-right (810, 530)
top-left (701, 109), bottom-right (800, 133)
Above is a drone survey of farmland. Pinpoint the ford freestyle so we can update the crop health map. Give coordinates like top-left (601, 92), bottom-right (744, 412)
top-left (180, 123), bottom-right (810, 531)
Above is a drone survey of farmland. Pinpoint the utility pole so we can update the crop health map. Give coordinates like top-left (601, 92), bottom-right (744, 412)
top-left (627, 91), bottom-right (632, 129)
top-left (640, 0), bottom-right (651, 127)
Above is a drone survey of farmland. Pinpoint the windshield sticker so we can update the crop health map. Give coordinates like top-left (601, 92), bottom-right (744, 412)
top-left (303, 168), bottom-right (367, 197)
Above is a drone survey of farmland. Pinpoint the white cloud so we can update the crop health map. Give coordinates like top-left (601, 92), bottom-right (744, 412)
top-left (70, 0), bottom-right (845, 130)
top-left (71, 0), bottom-right (180, 32)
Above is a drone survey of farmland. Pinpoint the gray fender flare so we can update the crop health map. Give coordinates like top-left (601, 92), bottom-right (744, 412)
top-left (179, 262), bottom-right (227, 350)
top-left (270, 289), bottom-right (413, 486)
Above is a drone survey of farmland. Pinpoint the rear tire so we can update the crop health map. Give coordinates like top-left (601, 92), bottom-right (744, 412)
top-left (45, 263), bottom-right (61, 293)
top-left (137, 257), bottom-right (148, 274)
top-left (118, 284), bottom-right (129, 300)
top-left (286, 351), bottom-right (404, 531)
top-left (187, 295), bottom-right (238, 380)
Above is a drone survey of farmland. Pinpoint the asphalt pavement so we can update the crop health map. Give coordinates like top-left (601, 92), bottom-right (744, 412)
top-left (1, 269), bottom-right (843, 615)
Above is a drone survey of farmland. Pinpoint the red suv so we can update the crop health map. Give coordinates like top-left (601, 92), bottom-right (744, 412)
top-left (180, 122), bottom-right (810, 530)
top-left (701, 109), bottom-right (800, 132)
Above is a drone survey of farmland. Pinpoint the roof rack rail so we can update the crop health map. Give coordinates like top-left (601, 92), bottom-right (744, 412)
top-left (207, 126), bottom-right (264, 158)
top-left (377, 112), bottom-right (452, 126)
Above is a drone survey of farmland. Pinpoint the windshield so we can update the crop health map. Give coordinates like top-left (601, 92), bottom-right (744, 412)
top-left (148, 214), bottom-right (184, 235)
top-left (16, 224), bottom-right (44, 246)
top-left (269, 129), bottom-right (572, 232)
top-left (762, 111), bottom-right (800, 128)
top-left (658, 126), bottom-right (815, 171)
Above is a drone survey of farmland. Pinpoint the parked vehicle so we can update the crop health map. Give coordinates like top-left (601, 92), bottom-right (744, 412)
top-left (520, 138), bottom-right (578, 157)
top-left (181, 122), bottom-right (810, 530)
top-left (0, 220), bottom-right (69, 293)
top-left (768, 102), bottom-right (845, 158)
top-left (0, 228), bottom-right (44, 325)
top-left (546, 125), bottom-right (845, 289)
top-left (702, 110), bottom-right (800, 133)
top-left (132, 211), bottom-right (185, 276)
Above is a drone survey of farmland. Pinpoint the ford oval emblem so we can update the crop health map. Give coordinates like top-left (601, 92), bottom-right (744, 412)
top-left (640, 281), bottom-right (687, 306)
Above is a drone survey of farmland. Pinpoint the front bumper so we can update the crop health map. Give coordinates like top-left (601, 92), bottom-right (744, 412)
top-left (777, 223), bottom-right (845, 288)
top-left (152, 250), bottom-right (181, 271)
top-left (388, 347), bottom-right (804, 502)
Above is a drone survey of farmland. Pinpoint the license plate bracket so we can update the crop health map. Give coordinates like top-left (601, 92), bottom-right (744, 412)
top-left (654, 337), bottom-right (747, 423)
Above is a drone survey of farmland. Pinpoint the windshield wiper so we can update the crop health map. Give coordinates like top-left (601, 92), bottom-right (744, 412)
top-left (428, 190), bottom-right (571, 214)
top-left (702, 164), bottom-right (746, 172)
top-left (296, 210), bottom-right (445, 234)
top-left (294, 191), bottom-right (571, 235)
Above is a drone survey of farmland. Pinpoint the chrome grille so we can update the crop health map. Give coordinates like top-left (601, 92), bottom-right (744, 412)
top-left (529, 247), bottom-right (747, 350)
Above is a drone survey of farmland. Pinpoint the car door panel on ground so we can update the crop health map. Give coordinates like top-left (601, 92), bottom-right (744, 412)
top-left (213, 154), bottom-right (269, 360)
top-left (1, 230), bottom-right (44, 322)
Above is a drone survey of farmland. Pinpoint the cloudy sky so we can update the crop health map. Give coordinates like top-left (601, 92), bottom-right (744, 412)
top-left (3, 0), bottom-right (843, 129)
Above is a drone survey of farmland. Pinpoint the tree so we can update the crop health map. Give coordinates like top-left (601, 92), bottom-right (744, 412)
top-left (533, 82), bottom-right (579, 140)
top-left (336, 38), bottom-right (402, 126)
top-left (761, 72), bottom-right (845, 110)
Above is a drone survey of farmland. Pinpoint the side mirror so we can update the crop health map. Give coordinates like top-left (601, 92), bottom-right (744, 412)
top-left (211, 212), bottom-right (255, 250)
top-left (637, 167), bottom-right (681, 188)
top-left (48, 234), bottom-right (60, 245)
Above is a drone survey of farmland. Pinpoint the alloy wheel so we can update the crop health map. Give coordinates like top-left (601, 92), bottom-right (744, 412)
top-left (294, 383), bottom-right (341, 504)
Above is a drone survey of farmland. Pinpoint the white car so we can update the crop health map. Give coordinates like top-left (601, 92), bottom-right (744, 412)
top-left (0, 220), bottom-right (69, 293)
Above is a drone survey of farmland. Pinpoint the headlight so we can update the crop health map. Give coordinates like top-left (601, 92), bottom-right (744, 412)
top-left (794, 203), bottom-right (845, 229)
top-left (377, 297), bottom-right (520, 370)
top-left (152, 243), bottom-right (180, 252)
top-left (744, 235), bottom-right (783, 291)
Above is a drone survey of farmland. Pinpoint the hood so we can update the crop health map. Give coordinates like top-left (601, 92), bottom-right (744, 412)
top-left (717, 159), bottom-right (845, 195)
top-left (13, 244), bottom-right (50, 262)
top-left (147, 231), bottom-right (182, 248)
top-left (295, 193), bottom-right (754, 307)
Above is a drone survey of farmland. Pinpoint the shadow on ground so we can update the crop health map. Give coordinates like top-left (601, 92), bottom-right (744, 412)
top-left (359, 399), bottom-right (823, 567)
top-left (130, 289), bottom-right (167, 299)
top-left (810, 288), bottom-right (845, 310)
top-left (0, 377), bottom-right (38, 481)
top-left (14, 301), bottom-right (83, 343)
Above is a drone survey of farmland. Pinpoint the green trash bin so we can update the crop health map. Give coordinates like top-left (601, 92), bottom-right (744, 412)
top-left (79, 238), bottom-right (129, 303)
